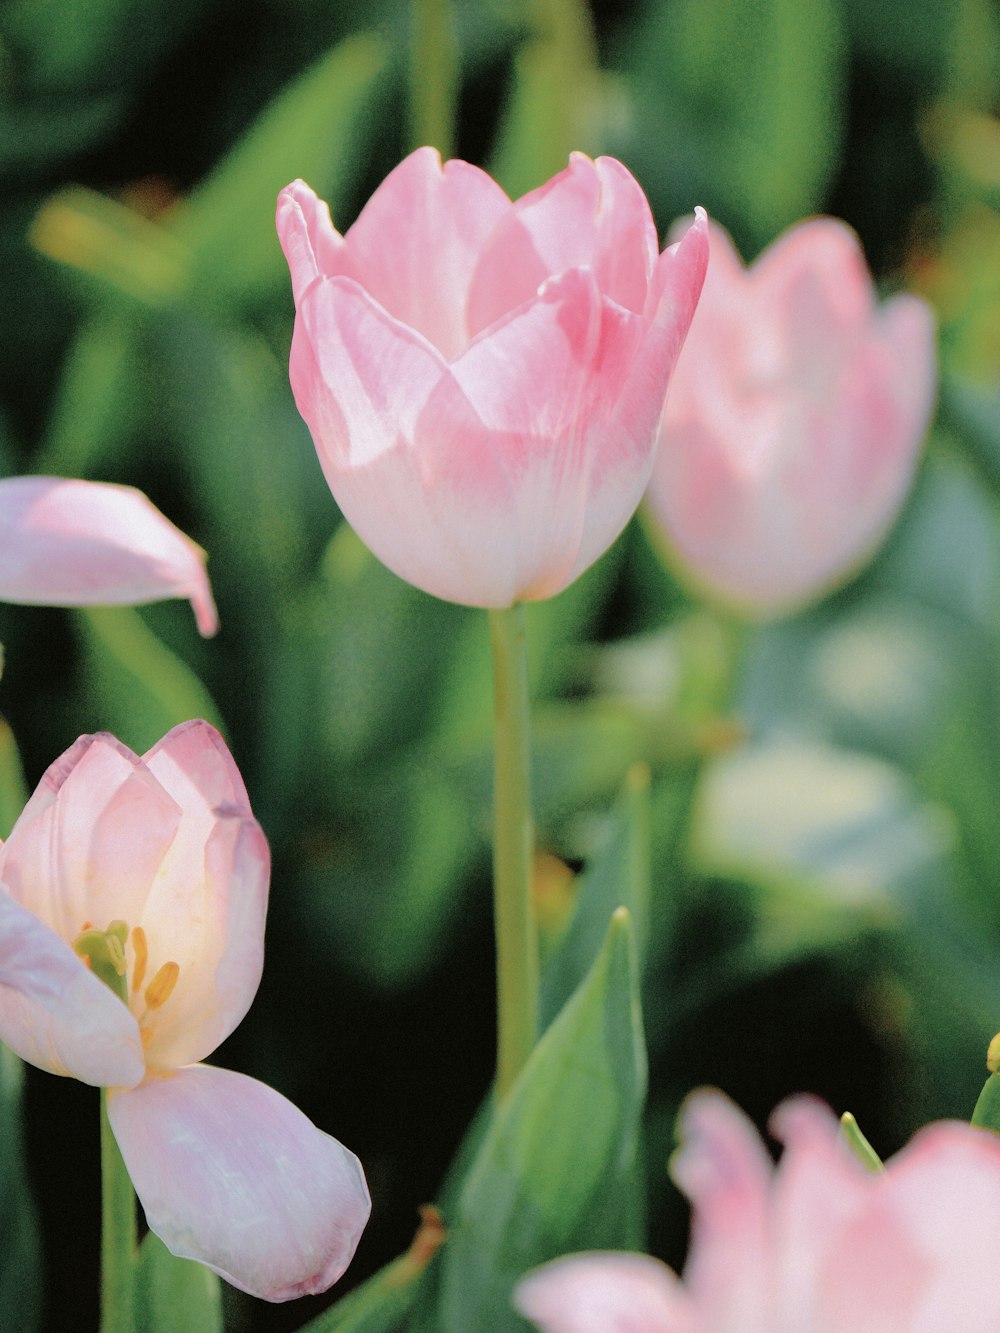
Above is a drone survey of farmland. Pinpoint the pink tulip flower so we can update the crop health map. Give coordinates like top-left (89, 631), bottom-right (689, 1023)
top-left (276, 147), bottom-right (708, 607)
top-left (0, 720), bottom-right (369, 1301)
top-left (0, 475), bottom-right (218, 634)
top-left (645, 218), bottom-right (936, 616)
top-left (515, 1090), bottom-right (1000, 1332)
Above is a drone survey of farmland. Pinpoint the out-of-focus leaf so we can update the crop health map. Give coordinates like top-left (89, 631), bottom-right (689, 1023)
top-left (540, 764), bottom-right (650, 1027)
top-left (0, 1047), bottom-right (41, 1333)
top-left (136, 1231), bottom-right (221, 1333)
top-left (625, 0), bottom-right (844, 247)
top-left (77, 605), bottom-right (222, 755)
top-left (0, 92), bottom-right (125, 172)
top-left (491, 0), bottom-right (606, 197)
top-left (175, 33), bottom-right (388, 307)
top-left (0, 716), bottom-right (28, 837)
top-left (437, 909), bottom-right (646, 1331)
top-left (971, 1072), bottom-right (1000, 1133)
top-left (31, 187), bottom-right (190, 307)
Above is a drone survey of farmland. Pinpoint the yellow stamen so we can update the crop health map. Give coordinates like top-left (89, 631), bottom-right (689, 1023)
top-left (144, 961), bottom-right (180, 1011)
top-left (131, 926), bottom-right (148, 993)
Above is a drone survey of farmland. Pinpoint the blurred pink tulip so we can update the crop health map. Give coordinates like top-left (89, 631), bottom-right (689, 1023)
top-left (277, 147), bottom-right (708, 607)
top-left (0, 721), bottom-right (369, 1301)
top-left (515, 1090), bottom-right (1000, 1332)
top-left (0, 475), bottom-right (218, 634)
top-left (646, 218), bottom-right (936, 616)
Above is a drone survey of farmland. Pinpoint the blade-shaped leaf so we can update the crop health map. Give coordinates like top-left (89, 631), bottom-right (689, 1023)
top-left (136, 1231), bottom-right (221, 1333)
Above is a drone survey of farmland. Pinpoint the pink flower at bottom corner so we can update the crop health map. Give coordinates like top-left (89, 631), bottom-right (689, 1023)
top-left (0, 719), bottom-right (369, 1301)
top-left (514, 1089), bottom-right (1000, 1333)
top-left (0, 475), bottom-right (218, 635)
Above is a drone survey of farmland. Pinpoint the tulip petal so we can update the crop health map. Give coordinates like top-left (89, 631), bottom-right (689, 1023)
top-left (514, 1252), bottom-right (696, 1333)
top-left (0, 476), bottom-right (218, 634)
top-left (276, 180), bottom-right (353, 306)
top-left (340, 147), bottom-right (511, 359)
top-left (468, 153), bottom-right (659, 336)
top-left (0, 733), bottom-right (182, 946)
top-left (670, 1090), bottom-right (773, 1330)
top-left (0, 889), bottom-right (144, 1086)
top-left (108, 1064), bottom-right (370, 1302)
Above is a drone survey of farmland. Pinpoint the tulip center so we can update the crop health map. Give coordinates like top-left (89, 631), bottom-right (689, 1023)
top-left (73, 920), bottom-right (180, 1027)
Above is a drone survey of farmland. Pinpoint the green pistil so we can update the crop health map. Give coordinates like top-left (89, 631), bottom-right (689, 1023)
top-left (74, 920), bottom-right (129, 1005)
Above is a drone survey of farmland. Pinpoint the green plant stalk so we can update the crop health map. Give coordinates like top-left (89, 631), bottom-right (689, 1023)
top-left (100, 1089), bottom-right (137, 1333)
top-left (408, 0), bottom-right (458, 158)
top-left (489, 603), bottom-right (538, 1099)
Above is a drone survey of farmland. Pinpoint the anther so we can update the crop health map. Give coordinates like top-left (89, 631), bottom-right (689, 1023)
top-left (144, 962), bottom-right (180, 1011)
top-left (131, 927), bottom-right (148, 993)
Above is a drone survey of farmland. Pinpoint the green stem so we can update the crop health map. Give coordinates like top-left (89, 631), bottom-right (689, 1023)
top-left (100, 1090), bottom-right (136, 1333)
top-left (489, 604), bottom-right (538, 1100)
top-left (407, 0), bottom-right (458, 158)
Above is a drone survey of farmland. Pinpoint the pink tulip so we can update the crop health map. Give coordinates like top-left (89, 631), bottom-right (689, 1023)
top-left (645, 218), bottom-right (936, 616)
top-left (515, 1090), bottom-right (1000, 1332)
top-left (276, 147), bottom-right (708, 607)
top-left (0, 475), bottom-right (218, 634)
top-left (0, 721), bottom-right (369, 1301)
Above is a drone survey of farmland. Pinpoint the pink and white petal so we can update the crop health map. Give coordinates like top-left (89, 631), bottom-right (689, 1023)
top-left (143, 720), bottom-right (252, 818)
top-left (276, 180), bottom-right (354, 305)
top-left (670, 1090), bottom-right (773, 1331)
top-left (0, 733), bottom-right (181, 944)
top-left (295, 275), bottom-right (447, 471)
top-left (0, 890), bottom-right (144, 1086)
top-left (342, 147), bottom-right (512, 359)
top-left (877, 292), bottom-right (938, 448)
top-left (142, 815), bottom-right (268, 1070)
top-left (754, 218), bottom-right (874, 348)
top-left (108, 1065), bottom-right (371, 1302)
top-left (514, 1252), bottom-right (697, 1333)
top-left (0, 477), bottom-right (217, 635)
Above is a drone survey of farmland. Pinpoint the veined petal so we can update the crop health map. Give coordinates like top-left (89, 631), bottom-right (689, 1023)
top-left (340, 146), bottom-right (512, 359)
top-left (143, 719), bottom-right (252, 817)
top-left (0, 889), bottom-right (144, 1086)
top-left (0, 476), bottom-right (217, 635)
top-left (141, 814), bottom-right (268, 1069)
top-left (514, 1252), bottom-right (696, 1333)
top-left (108, 1065), bottom-right (371, 1302)
top-left (0, 733), bottom-right (181, 945)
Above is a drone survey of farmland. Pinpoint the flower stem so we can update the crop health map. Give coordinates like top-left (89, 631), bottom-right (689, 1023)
top-left (100, 1090), bottom-right (136, 1333)
top-left (408, 0), bottom-right (458, 158)
top-left (489, 604), bottom-right (538, 1100)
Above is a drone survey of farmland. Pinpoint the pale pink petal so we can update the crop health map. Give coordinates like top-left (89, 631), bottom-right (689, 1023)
top-left (670, 1090), bottom-right (773, 1331)
top-left (0, 733), bottom-right (181, 945)
top-left (565, 208), bottom-right (709, 586)
top-left (108, 1065), bottom-right (370, 1302)
top-left (276, 180), bottom-right (353, 306)
top-left (340, 147), bottom-right (512, 358)
top-left (0, 889), bottom-right (144, 1086)
top-left (467, 153), bottom-right (658, 336)
top-left (142, 719), bottom-right (251, 817)
top-left (0, 476), bottom-right (218, 635)
top-left (514, 1252), bottom-right (697, 1333)
top-left (139, 812), bottom-right (268, 1069)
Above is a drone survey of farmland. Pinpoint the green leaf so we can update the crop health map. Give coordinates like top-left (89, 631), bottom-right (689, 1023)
top-left (971, 1072), bottom-right (1000, 1135)
top-left (76, 606), bottom-right (223, 755)
top-left (136, 1232), bottom-right (221, 1333)
top-left (0, 1048), bottom-right (41, 1333)
top-left (175, 33), bottom-right (388, 308)
top-left (540, 764), bottom-right (650, 1028)
top-left (0, 717), bottom-right (28, 838)
top-left (437, 908), bottom-right (646, 1332)
top-left (491, 0), bottom-right (606, 197)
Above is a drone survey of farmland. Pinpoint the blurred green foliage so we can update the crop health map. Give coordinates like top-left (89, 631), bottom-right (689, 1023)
top-left (0, 0), bottom-right (999, 1329)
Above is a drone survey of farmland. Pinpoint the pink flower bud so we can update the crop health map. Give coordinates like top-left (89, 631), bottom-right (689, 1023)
top-left (646, 219), bottom-right (936, 617)
top-left (277, 148), bottom-right (708, 607)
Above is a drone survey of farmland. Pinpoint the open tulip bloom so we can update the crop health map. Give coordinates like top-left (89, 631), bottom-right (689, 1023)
top-left (515, 1090), bottom-right (1000, 1332)
top-left (645, 218), bottom-right (937, 617)
top-left (277, 147), bottom-right (708, 608)
top-left (0, 474), bottom-right (218, 634)
top-left (0, 720), bottom-right (369, 1301)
